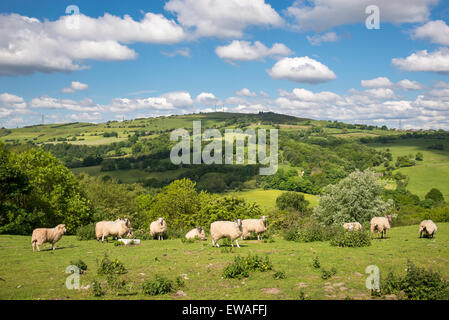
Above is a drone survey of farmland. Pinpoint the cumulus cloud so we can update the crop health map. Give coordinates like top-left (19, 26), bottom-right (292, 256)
top-left (235, 88), bottom-right (257, 97)
top-left (397, 79), bottom-right (424, 90)
top-left (161, 48), bottom-right (191, 57)
top-left (0, 93), bottom-right (27, 109)
top-left (392, 48), bottom-right (449, 73)
top-left (164, 0), bottom-right (283, 38)
top-left (412, 20), bottom-right (449, 45)
top-left (306, 32), bottom-right (339, 46)
top-left (196, 92), bottom-right (221, 106)
top-left (267, 57), bottom-right (337, 84)
top-left (30, 96), bottom-right (103, 112)
top-left (361, 77), bottom-right (394, 88)
top-left (286, 0), bottom-right (437, 32)
top-left (215, 40), bottom-right (291, 62)
top-left (62, 81), bottom-right (89, 93)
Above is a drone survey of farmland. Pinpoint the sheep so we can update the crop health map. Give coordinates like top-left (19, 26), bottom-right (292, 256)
top-left (31, 224), bottom-right (67, 252)
top-left (210, 219), bottom-right (243, 248)
top-left (150, 217), bottom-right (167, 240)
top-left (370, 215), bottom-right (392, 239)
top-left (185, 227), bottom-right (206, 240)
top-left (95, 218), bottom-right (132, 243)
top-left (343, 222), bottom-right (362, 231)
top-left (241, 216), bottom-right (267, 240)
top-left (419, 220), bottom-right (437, 238)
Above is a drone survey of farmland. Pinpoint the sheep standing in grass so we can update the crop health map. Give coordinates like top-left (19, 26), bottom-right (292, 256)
top-left (31, 224), bottom-right (67, 252)
top-left (96, 218), bottom-right (132, 243)
top-left (186, 227), bottom-right (206, 240)
top-left (370, 215), bottom-right (392, 239)
top-left (343, 222), bottom-right (362, 231)
top-left (241, 216), bottom-right (267, 240)
top-left (419, 220), bottom-right (437, 238)
top-left (150, 217), bottom-right (167, 240)
top-left (210, 219), bottom-right (243, 248)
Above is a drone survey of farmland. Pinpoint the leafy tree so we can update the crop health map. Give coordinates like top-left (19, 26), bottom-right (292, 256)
top-left (313, 170), bottom-right (393, 226)
top-left (425, 188), bottom-right (444, 203)
top-left (276, 192), bottom-right (309, 213)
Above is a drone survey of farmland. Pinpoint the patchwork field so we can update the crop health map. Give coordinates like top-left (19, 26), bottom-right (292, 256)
top-left (1, 223), bottom-right (448, 300)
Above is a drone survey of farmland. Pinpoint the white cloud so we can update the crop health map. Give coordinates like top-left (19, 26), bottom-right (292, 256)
top-left (364, 88), bottom-right (396, 100)
top-left (392, 48), bottom-right (449, 73)
top-left (287, 0), bottom-right (437, 32)
top-left (0, 93), bottom-right (27, 109)
top-left (30, 96), bottom-right (103, 112)
top-left (161, 48), bottom-right (191, 57)
top-left (164, 0), bottom-right (283, 38)
top-left (196, 92), bottom-right (221, 106)
top-left (259, 90), bottom-right (270, 97)
top-left (215, 40), bottom-right (291, 62)
top-left (397, 79), bottom-right (424, 90)
top-left (235, 88), bottom-right (257, 97)
top-left (306, 32), bottom-right (339, 46)
top-left (161, 91), bottom-right (193, 107)
top-left (69, 112), bottom-right (102, 122)
top-left (62, 81), bottom-right (88, 93)
top-left (361, 77), bottom-right (393, 88)
top-left (267, 57), bottom-right (336, 84)
top-left (412, 20), bottom-right (449, 45)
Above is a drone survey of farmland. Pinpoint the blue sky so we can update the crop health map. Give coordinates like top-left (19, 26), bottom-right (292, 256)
top-left (1, 0), bottom-right (449, 129)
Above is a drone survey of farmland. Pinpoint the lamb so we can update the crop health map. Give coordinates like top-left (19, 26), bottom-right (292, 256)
top-left (186, 227), bottom-right (206, 240)
top-left (419, 220), bottom-right (437, 238)
top-left (150, 217), bottom-right (167, 240)
top-left (95, 218), bottom-right (132, 243)
top-left (343, 222), bottom-right (362, 231)
top-left (210, 219), bottom-right (243, 248)
top-left (370, 215), bottom-right (392, 239)
top-left (31, 224), bottom-right (67, 252)
top-left (241, 216), bottom-right (267, 240)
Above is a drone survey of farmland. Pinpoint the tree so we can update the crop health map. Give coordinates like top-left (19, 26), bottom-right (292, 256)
top-left (425, 188), bottom-right (444, 203)
top-left (276, 192), bottom-right (309, 213)
top-left (313, 170), bottom-right (393, 226)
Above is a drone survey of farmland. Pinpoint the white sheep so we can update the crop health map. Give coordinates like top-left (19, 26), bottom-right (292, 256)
top-left (419, 220), bottom-right (437, 238)
top-left (185, 227), bottom-right (206, 240)
top-left (210, 219), bottom-right (243, 248)
top-left (343, 222), bottom-right (362, 231)
top-left (31, 224), bottom-right (67, 251)
top-left (95, 218), bottom-right (132, 243)
top-left (370, 215), bottom-right (392, 239)
top-left (241, 216), bottom-right (267, 240)
top-left (150, 217), bottom-right (167, 240)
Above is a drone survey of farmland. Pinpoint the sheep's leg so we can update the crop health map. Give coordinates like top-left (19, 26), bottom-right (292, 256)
top-left (231, 240), bottom-right (234, 247)
top-left (37, 244), bottom-right (40, 252)
top-left (32, 242), bottom-right (35, 252)
top-left (101, 235), bottom-right (104, 243)
top-left (235, 239), bottom-right (240, 248)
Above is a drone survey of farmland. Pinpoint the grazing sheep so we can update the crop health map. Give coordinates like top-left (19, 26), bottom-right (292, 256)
top-left (95, 218), bottom-right (132, 243)
top-left (419, 220), bottom-right (437, 238)
top-left (186, 227), bottom-right (206, 240)
top-left (343, 222), bottom-right (362, 231)
top-left (370, 215), bottom-right (392, 239)
top-left (150, 217), bottom-right (167, 240)
top-left (241, 216), bottom-right (267, 240)
top-left (31, 224), bottom-right (67, 252)
top-left (210, 219), bottom-right (243, 248)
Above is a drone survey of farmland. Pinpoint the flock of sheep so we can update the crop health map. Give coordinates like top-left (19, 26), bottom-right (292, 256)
top-left (30, 214), bottom-right (437, 251)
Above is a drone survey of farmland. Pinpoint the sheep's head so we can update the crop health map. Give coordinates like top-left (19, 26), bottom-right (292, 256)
top-left (124, 218), bottom-right (131, 228)
top-left (386, 215), bottom-right (392, 223)
top-left (57, 224), bottom-right (67, 234)
top-left (235, 219), bottom-right (242, 228)
top-left (158, 217), bottom-right (164, 225)
top-left (261, 216), bottom-right (267, 227)
top-left (197, 227), bottom-right (206, 240)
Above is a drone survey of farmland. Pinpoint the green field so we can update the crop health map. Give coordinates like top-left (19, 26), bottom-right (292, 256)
top-left (370, 138), bottom-right (449, 199)
top-left (1, 223), bottom-right (448, 300)
top-left (225, 188), bottom-right (318, 211)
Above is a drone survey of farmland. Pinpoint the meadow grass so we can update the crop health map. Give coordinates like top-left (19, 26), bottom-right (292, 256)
top-left (1, 223), bottom-right (448, 300)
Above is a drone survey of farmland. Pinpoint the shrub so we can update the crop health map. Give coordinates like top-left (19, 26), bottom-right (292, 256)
top-left (70, 259), bottom-right (88, 274)
top-left (321, 267), bottom-right (337, 280)
top-left (97, 254), bottom-right (127, 275)
top-left (276, 192), bottom-right (309, 212)
top-left (297, 221), bottom-right (340, 243)
top-left (132, 229), bottom-right (153, 240)
top-left (273, 271), bottom-right (286, 279)
top-left (313, 256), bottom-right (321, 269)
top-left (244, 254), bottom-right (273, 272)
top-left (142, 275), bottom-right (174, 295)
top-left (222, 254), bottom-right (273, 279)
top-left (380, 261), bottom-right (449, 300)
top-left (330, 230), bottom-right (371, 247)
top-left (175, 276), bottom-right (185, 288)
top-left (76, 223), bottom-right (96, 241)
top-left (91, 280), bottom-right (104, 297)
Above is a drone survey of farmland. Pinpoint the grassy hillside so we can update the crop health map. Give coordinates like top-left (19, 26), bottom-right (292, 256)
top-left (1, 223), bottom-right (448, 300)
top-left (370, 138), bottom-right (449, 199)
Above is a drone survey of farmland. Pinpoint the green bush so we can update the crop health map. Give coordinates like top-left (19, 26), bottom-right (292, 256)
top-left (380, 261), bottom-right (449, 300)
top-left (321, 267), bottom-right (337, 280)
top-left (330, 230), bottom-right (371, 247)
top-left (70, 259), bottom-right (88, 274)
top-left (76, 223), bottom-right (96, 241)
top-left (142, 275), bottom-right (174, 295)
top-left (91, 280), bottom-right (104, 297)
top-left (97, 254), bottom-right (127, 275)
top-left (222, 254), bottom-right (273, 279)
top-left (273, 271), bottom-right (286, 279)
top-left (132, 229), bottom-right (153, 240)
top-left (313, 256), bottom-right (321, 269)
